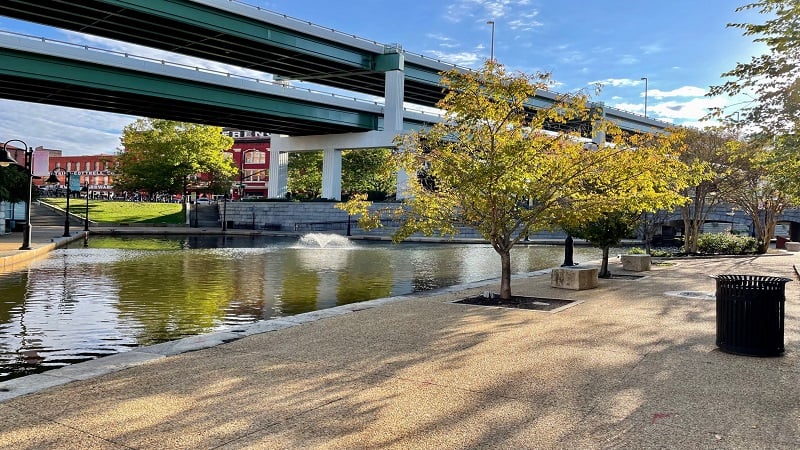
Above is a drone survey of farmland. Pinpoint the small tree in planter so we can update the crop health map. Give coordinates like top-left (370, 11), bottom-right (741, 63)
top-left (565, 212), bottom-right (639, 278)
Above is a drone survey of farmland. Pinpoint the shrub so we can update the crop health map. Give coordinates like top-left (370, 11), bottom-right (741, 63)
top-left (628, 247), bottom-right (646, 255)
top-left (649, 248), bottom-right (674, 257)
top-left (696, 233), bottom-right (758, 255)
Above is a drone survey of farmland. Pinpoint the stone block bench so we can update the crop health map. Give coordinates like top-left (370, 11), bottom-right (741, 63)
top-left (550, 267), bottom-right (598, 290)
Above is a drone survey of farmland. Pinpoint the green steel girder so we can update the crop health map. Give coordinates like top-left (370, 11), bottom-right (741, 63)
top-left (0, 47), bottom-right (379, 133)
top-left (91, 0), bottom-right (374, 69)
top-left (0, 0), bottom-right (448, 105)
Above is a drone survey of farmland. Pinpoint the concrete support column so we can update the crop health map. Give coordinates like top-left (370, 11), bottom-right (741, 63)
top-left (384, 69), bottom-right (410, 199)
top-left (590, 102), bottom-right (606, 145)
top-left (321, 148), bottom-right (342, 200)
top-left (268, 150), bottom-right (289, 199)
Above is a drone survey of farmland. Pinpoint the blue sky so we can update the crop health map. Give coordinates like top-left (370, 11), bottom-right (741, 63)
top-left (0, 0), bottom-right (765, 155)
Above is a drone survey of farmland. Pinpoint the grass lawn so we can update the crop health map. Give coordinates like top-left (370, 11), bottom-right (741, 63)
top-left (42, 199), bottom-right (185, 224)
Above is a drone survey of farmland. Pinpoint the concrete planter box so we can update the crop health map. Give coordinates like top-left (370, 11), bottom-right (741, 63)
top-left (785, 241), bottom-right (800, 252)
top-left (550, 267), bottom-right (598, 290)
top-left (621, 254), bottom-right (651, 272)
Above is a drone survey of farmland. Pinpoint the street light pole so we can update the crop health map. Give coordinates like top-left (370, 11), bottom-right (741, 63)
top-left (83, 181), bottom-right (90, 232)
top-left (486, 20), bottom-right (495, 62)
top-left (222, 192), bottom-right (228, 231)
top-left (0, 140), bottom-right (32, 250)
top-left (46, 169), bottom-right (71, 237)
top-left (62, 172), bottom-right (71, 237)
top-left (640, 77), bottom-right (648, 118)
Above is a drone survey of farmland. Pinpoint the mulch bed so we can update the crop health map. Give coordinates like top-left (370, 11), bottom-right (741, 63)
top-left (455, 295), bottom-right (577, 311)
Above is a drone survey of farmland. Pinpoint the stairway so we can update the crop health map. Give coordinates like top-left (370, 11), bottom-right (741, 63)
top-left (193, 204), bottom-right (220, 228)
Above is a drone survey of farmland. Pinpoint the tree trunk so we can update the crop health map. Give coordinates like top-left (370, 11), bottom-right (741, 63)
top-left (598, 246), bottom-right (611, 278)
top-left (499, 249), bottom-right (512, 300)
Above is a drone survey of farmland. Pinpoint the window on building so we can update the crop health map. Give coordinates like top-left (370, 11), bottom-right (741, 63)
top-left (245, 150), bottom-right (265, 164)
top-left (244, 169), bottom-right (265, 182)
top-left (85, 162), bottom-right (90, 171)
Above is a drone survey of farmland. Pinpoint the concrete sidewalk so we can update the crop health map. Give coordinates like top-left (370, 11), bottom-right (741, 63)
top-left (0, 244), bottom-right (798, 448)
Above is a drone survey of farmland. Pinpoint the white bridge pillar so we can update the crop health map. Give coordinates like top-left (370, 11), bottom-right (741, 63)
top-left (268, 49), bottom-right (409, 200)
top-left (268, 148), bottom-right (289, 199)
top-left (321, 148), bottom-right (342, 200)
top-left (384, 69), bottom-right (409, 199)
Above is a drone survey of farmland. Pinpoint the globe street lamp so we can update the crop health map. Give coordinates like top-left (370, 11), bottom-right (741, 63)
top-left (45, 169), bottom-right (72, 237)
top-left (1, 139), bottom-right (33, 250)
top-left (640, 77), bottom-right (648, 118)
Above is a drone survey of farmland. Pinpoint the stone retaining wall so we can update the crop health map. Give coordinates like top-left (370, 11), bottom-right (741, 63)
top-left (218, 202), bottom-right (565, 240)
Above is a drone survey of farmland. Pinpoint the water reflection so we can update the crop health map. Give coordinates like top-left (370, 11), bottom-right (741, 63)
top-left (0, 235), bottom-right (603, 380)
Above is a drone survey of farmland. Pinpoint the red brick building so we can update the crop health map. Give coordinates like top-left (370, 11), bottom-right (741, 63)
top-left (223, 129), bottom-right (270, 200)
top-left (42, 151), bottom-right (117, 197)
top-left (6, 128), bottom-right (269, 200)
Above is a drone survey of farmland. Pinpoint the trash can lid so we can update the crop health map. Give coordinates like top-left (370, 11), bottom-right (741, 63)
top-left (712, 274), bottom-right (791, 282)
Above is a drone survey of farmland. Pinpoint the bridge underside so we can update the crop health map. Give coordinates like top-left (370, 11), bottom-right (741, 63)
top-left (0, 0), bottom-right (445, 107)
top-left (0, 74), bottom-right (372, 135)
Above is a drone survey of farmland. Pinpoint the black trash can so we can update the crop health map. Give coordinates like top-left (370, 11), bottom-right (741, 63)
top-left (714, 274), bottom-right (790, 356)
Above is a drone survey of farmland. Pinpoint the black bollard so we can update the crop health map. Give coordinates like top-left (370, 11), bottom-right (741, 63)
top-left (562, 235), bottom-right (575, 267)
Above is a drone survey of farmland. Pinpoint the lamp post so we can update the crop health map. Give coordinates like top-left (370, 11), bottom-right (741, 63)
top-left (640, 77), bottom-right (648, 118)
top-left (0, 139), bottom-right (33, 250)
top-left (46, 169), bottom-right (71, 237)
top-left (486, 20), bottom-right (495, 62)
top-left (82, 181), bottom-right (90, 231)
top-left (221, 191), bottom-right (229, 231)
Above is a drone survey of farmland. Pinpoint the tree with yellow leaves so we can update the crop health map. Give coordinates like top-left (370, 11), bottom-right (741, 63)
top-left (340, 61), bottom-right (695, 300)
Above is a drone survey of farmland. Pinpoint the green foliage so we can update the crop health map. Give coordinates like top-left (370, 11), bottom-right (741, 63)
top-left (116, 118), bottom-right (236, 196)
top-left (708, 0), bottom-right (800, 133)
top-left (288, 152), bottom-right (323, 199)
top-left (342, 148), bottom-right (396, 197)
top-left (0, 165), bottom-right (32, 203)
top-left (720, 136), bottom-right (790, 253)
top-left (676, 127), bottom-right (738, 253)
top-left (567, 212), bottom-right (638, 277)
top-left (628, 247), bottom-right (646, 255)
top-left (696, 232), bottom-right (758, 254)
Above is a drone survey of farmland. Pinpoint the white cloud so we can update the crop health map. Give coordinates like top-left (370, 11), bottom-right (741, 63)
top-left (427, 33), bottom-right (461, 49)
top-left (640, 43), bottom-right (663, 55)
top-left (612, 96), bottom-right (727, 123)
top-left (445, 0), bottom-right (538, 23)
top-left (588, 78), bottom-right (644, 88)
top-left (425, 50), bottom-right (481, 67)
top-left (647, 86), bottom-right (708, 99)
top-left (508, 11), bottom-right (542, 31)
top-left (0, 100), bottom-right (132, 155)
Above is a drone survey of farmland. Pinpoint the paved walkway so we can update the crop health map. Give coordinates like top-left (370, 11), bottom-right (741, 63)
top-left (0, 228), bottom-right (799, 448)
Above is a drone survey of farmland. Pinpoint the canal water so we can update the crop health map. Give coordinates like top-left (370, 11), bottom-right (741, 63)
top-left (0, 234), bottom-right (604, 380)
